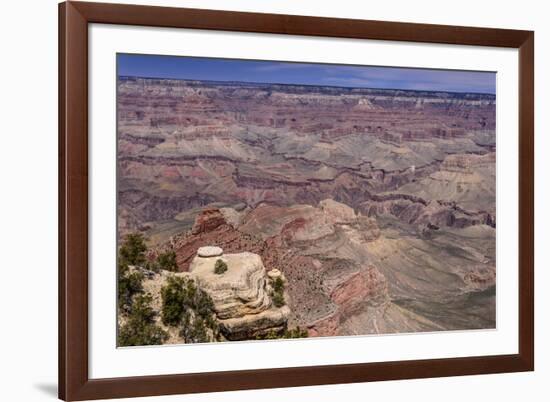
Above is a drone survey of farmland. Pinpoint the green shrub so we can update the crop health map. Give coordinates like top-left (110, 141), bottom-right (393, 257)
top-left (117, 233), bottom-right (148, 312)
top-left (204, 313), bottom-right (218, 332)
top-left (180, 316), bottom-right (210, 343)
top-left (284, 326), bottom-right (308, 339)
top-left (118, 263), bottom-right (144, 313)
top-left (118, 293), bottom-right (168, 346)
top-left (272, 291), bottom-right (285, 308)
top-left (144, 260), bottom-right (160, 273)
top-left (119, 233), bottom-right (147, 266)
top-left (157, 250), bottom-right (178, 271)
top-left (179, 312), bottom-right (192, 341)
top-left (194, 287), bottom-right (215, 319)
top-left (161, 276), bottom-right (216, 327)
top-left (214, 259), bottom-right (228, 275)
top-left (255, 326), bottom-right (308, 340)
top-left (161, 276), bottom-right (187, 326)
top-left (270, 276), bottom-right (285, 307)
top-left (272, 277), bottom-right (284, 293)
top-left (256, 330), bottom-right (281, 340)
top-left (178, 308), bottom-right (218, 343)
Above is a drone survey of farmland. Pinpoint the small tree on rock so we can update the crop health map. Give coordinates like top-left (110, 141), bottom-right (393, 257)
top-left (119, 233), bottom-right (147, 266)
top-left (270, 276), bottom-right (285, 307)
top-left (161, 276), bottom-right (187, 326)
top-left (273, 277), bottom-right (284, 293)
top-left (118, 293), bottom-right (168, 346)
top-left (272, 291), bottom-right (285, 307)
top-left (118, 263), bottom-right (144, 313)
top-left (161, 276), bottom-right (217, 329)
top-left (157, 250), bottom-right (178, 271)
top-left (214, 259), bottom-right (228, 275)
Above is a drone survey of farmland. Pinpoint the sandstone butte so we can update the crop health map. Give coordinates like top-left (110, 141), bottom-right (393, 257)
top-left (189, 247), bottom-right (290, 340)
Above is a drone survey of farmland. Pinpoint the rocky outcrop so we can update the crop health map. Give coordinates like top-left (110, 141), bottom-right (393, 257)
top-left (360, 197), bottom-right (494, 229)
top-left (158, 208), bottom-right (268, 271)
top-left (118, 77), bottom-right (497, 339)
top-left (197, 245), bottom-right (223, 257)
top-left (117, 77), bottom-right (495, 237)
top-left (307, 265), bottom-right (389, 337)
top-left (463, 265), bottom-right (496, 291)
top-left (191, 208), bottom-right (227, 234)
top-left (190, 247), bottom-right (290, 340)
top-left (241, 199), bottom-right (380, 244)
top-left (330, 266), bottom-right (388, 312)
top-left (238, 201), bottom-right (387, 331)
top-left (319, 198), bottom-right (357, 223)
top-left (394, 153), bottom-right (496, 216)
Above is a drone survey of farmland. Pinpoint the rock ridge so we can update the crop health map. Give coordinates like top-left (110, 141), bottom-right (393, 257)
top-left (189, 247), bottom-right (290, 340)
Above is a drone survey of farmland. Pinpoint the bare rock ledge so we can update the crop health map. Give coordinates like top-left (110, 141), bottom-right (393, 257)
top-left (190, 247), bottom-right (290, 340)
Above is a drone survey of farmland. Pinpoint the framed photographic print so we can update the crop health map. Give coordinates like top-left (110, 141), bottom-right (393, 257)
top-left (59, 1), bottom-right (534, 400)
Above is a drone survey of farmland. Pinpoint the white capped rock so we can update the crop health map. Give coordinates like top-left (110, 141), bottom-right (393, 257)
top-left (267, 269), bottom-right (282, 280)
top-left (197, 246), bottom-right (223, 258)
top-left (190, 251), bottom-right (290, 340)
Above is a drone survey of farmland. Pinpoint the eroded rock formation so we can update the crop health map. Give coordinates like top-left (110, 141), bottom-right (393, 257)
top-left (119, 77), bottom-right (496, 339)
top-left (117, 78), bottom-right (496, 239)
top-left (190, 247), bottom-right (290, 340)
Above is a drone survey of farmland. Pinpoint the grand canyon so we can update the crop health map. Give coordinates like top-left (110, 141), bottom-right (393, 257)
top-left (116, 74), bottom-right (496, 345)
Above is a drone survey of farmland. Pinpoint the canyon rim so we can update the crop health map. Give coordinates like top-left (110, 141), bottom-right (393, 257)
top-left (116, 54), bottom-right (496, 347)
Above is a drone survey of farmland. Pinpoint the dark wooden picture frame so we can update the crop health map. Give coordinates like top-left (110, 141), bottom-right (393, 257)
top-left (59, 1), bottom-right (534, 400)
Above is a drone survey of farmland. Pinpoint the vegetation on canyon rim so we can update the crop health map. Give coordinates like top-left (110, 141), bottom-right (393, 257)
top-left (161, 276), bottom-right (219, 343)
top-left (118, 77), bottom-right (497, 339)
top-left (117, 232), bottom-right (306, 346)
top-left (117, 233), bottom-right (146, 313)
top-left (156, 250), bottom-right (178, 272)
top-left (118, 233), bottom-right (167, 346)
top-left (118, 293), bottom-right (168, 347)
top-left (256, 326), bottom-right (308, 340)
top-left (270, 276), bottom-right (286, 308)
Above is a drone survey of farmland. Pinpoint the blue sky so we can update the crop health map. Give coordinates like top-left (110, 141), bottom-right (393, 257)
top-left (118, 53), bottom-right (496, 94)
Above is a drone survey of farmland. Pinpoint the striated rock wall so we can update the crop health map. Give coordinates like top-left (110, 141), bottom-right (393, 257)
top-left (308, 265), bottom-right (389, 337)
top-left (329, 266), bottom-right (388, 313)
top-left (190, 248), bottom-right (289, 340)
top-left (117, 77), bottom-right (496, 237)
top-left (118, 76), bottom-right (496, 338)
top-left (360, 198), bottom-right (495, 229)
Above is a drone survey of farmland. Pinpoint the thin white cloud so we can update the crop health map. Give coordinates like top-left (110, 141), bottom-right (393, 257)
top-left (250, 62), bottom-right (316, 72)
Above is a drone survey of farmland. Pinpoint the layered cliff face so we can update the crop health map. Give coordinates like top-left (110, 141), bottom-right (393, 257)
top-left (151, 197), bottom-right (494, 337)
top-left (117, 77), bottom-right (495, 239)
top-left (129, 246), bottom-right (290, 343)
top-left (190, 248), bottom-right (290, 340)
top-left (118, 77), bottom-right (496, 339)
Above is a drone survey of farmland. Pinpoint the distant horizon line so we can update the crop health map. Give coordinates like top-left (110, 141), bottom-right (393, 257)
top-left (118, 75), bottom-right (497, 97)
